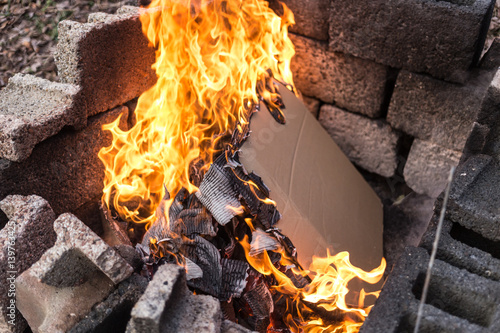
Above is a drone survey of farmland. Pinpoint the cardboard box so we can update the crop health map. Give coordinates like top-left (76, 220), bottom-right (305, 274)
top-left (239, 84), bottom-right (383, 273)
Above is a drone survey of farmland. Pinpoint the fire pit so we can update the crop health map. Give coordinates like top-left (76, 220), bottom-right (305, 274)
top-left (1, 0), bottom-right (500, 333)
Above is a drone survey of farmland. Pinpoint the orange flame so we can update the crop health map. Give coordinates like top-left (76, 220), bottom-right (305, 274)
top-left (240, 235), bottom-right (386, 333)
top-left (98, 0), bottom-right (295, 225)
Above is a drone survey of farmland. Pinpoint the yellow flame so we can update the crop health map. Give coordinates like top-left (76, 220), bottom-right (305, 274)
top-left (240, 236), bottom-right (386, 332)
top-left (98, 0), bottom-right (295, 225)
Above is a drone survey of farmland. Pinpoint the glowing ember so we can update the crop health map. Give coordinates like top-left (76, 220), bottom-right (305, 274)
top-left (98, 0), bottom-right (385, 332)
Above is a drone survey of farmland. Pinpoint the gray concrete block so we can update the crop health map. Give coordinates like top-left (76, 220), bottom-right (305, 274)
top-left (0, 74), bottom-right (82, 162)
top-left (268, 0), bottom-right (330, 40)
top-left (319, 105), bottom-right (401, 177)
top-left (404, 139), bottom-right (462, 198)
top-left (0, 105), bottom-right (129, 218)
top-left (360, 246), bottom-right (500, 333)
top-left (329, 0), bottom-right (495, 83)
top-left (68, 274), bottom-right (148, 333)
top-left (387, 70), bottom-right (494, 151)
top-left (0, 195), bottom-right (57, 333)
top-left (447, 154), bottom-right (500, 241)
top-left (126, 264), bottom-right (222, 333)
top-left (478, 70), bottom-right (500, 161)
top-left (16, 213), bottom-right (133, 333)
top-left (290, 34), bottom-right (389, 118)
top-left (481, 37), bottom-right (500, 69)
top-left (421, 216), bottom-right (500, 283)
top-left (55, 11), bottom-right (156, 118)
top-left (221, 320), bottom-right (257, 333)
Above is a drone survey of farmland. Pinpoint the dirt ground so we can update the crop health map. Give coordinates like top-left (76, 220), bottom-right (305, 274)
top-left (0, 0), bottom-right (499, 90)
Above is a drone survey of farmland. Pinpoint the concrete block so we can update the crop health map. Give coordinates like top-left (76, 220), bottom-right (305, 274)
top-left (0, 195), bottom-right (57, 333)
top-left (0, 74), bottom-right (82, 162)
top-left (360, 246), bottom-right (500, 333)
top-left (222, 320), bottom-right (257, 333)
top-left (319, 105), bottom-right (401, 177)
top-left (404, 139), bottom-right (462, 198)
top-left (478, 70), bottom-right (500, 161)
top-left (126, 264), bottom-right (222, 333)
top-left (446, 154), bottom-right (500, 241)
top-left (481, 37), bottom-right (500, 69)
top-left (268, 0), bottom-right (330, 40)
top-left (68, 274), bottom-right (148, 333)
top-left (55, 11), bottom-right (156, 118)
top-left (387, 70), bottom-right (494, 151)
top-left (290, 34), bottom-right (389, 118)
top-left (0, 105), bottom-right (129, 218)
top-left (421, 216), bottom-right (500, 283)
top-left (329, 0), bottom-right (495, 83)
top-left (16, 213), bottom-right (133, 333)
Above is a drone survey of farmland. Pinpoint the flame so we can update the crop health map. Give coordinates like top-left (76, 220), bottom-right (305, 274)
top-left (240, 235), bottom-right (386, 333)
top-left (98, 0), bottom-right (295, 225)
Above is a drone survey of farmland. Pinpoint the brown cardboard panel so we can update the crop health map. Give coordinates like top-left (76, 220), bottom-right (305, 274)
top-left (239, 84), bottom-right (383, 272)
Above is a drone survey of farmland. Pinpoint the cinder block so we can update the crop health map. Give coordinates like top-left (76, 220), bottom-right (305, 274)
top-left (387, 70), bottom-right (494, 151)
top-left (126, 264), bottom-right (222, 333)
top-left (0, 105), bottom-right (128, 218)
top-left (68, 274), bottom-right (148, 333)
top-left (16, 213), bottom-right (133, 333)
top-left (477, 70), bottom-right (500, 161)
top-left (446, 154), bottom-right (500, 241)
top-left (55, 10), bottom-right (156, 118)
top-left (268, 0), bottom-right (330, 40)
top-left (360, 247), bottom-right (500, 333)
top-left (290, 34), bottom-right (389, 118)
top-left (421, 215), bottom-right (500, 283)
top-left (0, 195), bottom-right (57, 333)
top-left (319, 105), bottom-right (401, 177)
top-left (404, 139), bottom-right (461, 198)
top-left (481, 37), bottom-right (500, 69)
top-left (329, 0), bottom-right (495, 83)
top-left (0, 74), bottom-right (82, 162)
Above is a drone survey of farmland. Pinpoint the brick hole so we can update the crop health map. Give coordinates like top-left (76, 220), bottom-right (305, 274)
top-left (396, 313), bottom-right (457, 333)
top-left (411, 272), bottom-right (496, 327)
top-left (450, 222), bottom-right (500, 260)
top-left (437, 0), bottom-right (476, 6)
top-left (87, 300), bottom-right (135, 333)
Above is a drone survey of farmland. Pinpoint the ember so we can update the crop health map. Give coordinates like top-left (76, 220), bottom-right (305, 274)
top-left (98, 0), bottom-right (385, 332)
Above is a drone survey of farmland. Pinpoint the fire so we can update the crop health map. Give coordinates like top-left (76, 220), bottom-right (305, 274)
top-left (241, 235), bottom-right (386, 332)
top-left (98, 0), bottom-right (386, 331)
top-left (98, 0), bottom-right (295, 225)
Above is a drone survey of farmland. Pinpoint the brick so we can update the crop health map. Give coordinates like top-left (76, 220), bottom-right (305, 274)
top-left (360, 247), bottom-right (500, 333)
top-left (16, 213), bottom-right (133, 333)
top-left (268, 0), bottom-right (330, 40)
top-left (404, 139), bottom-right (461, 198)
top-left (290, 34), bottom-right (389, 118)
top-left (387, 70), bottom-right (494, 151)
top-left (0, 195), bottom-right (57, 333)
top-left (0, 105), bottom-right (128, 218)
top-left (446, 154), bottom-right (500, 241)
top-left (319, 105), bottom-right (401, 177)
top-left (55, 10), bottom-right (156, 118)
top-left (329, 0), bottom-right (495, 83)
top-left (0, 74), bottom-right (83, 162)
top-left (126, 264), bottom-right (222, 333)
